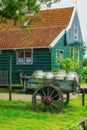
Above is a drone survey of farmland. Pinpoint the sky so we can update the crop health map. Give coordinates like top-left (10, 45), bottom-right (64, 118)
top-left (41, 0), bottom-right (87, 57)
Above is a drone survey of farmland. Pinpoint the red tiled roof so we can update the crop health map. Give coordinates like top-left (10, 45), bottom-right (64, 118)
top-left (0, 7), bottom-right (74, 49)
top-left (0, 27), bottom-right (64, 49)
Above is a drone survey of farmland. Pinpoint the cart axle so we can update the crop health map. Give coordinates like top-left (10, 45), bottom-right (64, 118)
top-left (42, 96), bottom-right (53, 106)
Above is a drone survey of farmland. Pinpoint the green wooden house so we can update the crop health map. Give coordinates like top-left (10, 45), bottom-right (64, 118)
top-left (0, 7), bottom-right (84, 85)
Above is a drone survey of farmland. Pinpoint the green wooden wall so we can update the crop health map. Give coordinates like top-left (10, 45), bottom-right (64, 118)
top-left (0, 48), bottom-right (51, 84)
top-left (51, 34), bottom-right (84, 71)
top-left (51, 34), bottom-right (71, 70)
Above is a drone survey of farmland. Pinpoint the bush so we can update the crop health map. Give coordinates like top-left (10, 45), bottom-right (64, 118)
top-left (83, 58), bottom-right (87, 66)
top-left (56, 58), bottom-right (79, 73)
top-left (81, 67), bottom-right (87, 82)
top-left (69, 123), bottom-right (83, 130)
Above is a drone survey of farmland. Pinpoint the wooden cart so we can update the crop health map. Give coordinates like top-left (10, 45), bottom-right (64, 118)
top-left (21, 72), bottom-right (80, 113)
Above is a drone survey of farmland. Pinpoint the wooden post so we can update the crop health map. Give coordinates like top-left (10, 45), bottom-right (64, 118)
top-left (82, 88), bottom-right (85, 106)
top-left (9, 55), bottom-right (12, 101)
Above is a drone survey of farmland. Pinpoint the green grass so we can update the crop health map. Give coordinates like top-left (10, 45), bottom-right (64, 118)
top-left (0, 94), bottom-right (87, 130)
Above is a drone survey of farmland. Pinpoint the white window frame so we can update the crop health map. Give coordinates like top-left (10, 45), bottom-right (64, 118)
top-left (74, 23), bottom-right (78, 41)
top-left (16, 49), bottom-right (33, 64)
top-left (56, 49), bottom-right (64, 62)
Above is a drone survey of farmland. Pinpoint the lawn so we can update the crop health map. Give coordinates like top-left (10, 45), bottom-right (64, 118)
top-left (0, 94), bottom-right (87, 130)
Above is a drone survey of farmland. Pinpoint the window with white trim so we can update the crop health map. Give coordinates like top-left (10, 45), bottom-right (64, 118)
top-left (17, 49), bottom-right (33, 64)
top-left (76, 49), bottom-right (79, 63)
top-left (70, 48), bottom-right (74, 59)
top-left (56, 50), bottom-right (64, 59)
top-left (74, 24), bottom-right (78, 41)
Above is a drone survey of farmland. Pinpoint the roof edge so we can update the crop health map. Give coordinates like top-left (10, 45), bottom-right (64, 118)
top-left (76, 8), bottom-right (84, 43)
top-left (66, 7), bottom-right (75, 32)
top-left (0, 46), bottom-right (49, 50)
top-left (50, 29), bottom-right (65, 48)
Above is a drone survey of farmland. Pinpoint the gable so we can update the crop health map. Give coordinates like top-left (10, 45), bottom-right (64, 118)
top-left (66, 9), bottom-right (83, 47)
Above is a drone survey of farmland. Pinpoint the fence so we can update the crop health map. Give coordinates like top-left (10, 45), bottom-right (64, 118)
top-left (0, 70), bottom-right (8, 85)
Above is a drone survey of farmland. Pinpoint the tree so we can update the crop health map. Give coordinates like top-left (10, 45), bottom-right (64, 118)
top-left (0, 0), bottom-right (60, 25)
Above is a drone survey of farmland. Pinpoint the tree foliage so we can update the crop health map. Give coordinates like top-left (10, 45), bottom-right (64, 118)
top-left (83, 58), bottom-right (87, 66)
top-left (0, 0), bottom-right (60, 24)
top-left (39, 0), bottom-right (60, 7)
top-left (57, 58), bottom-right (79, 73)
top-left (0, 0), bottom-right (40, 24)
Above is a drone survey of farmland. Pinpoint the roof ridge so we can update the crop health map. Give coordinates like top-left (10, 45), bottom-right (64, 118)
top-left (40, 7), bottom-right (74, 12)
top-left (0, 26), bottom-right (66, 31)
top-left (29, 26), bottom-right (66, 29)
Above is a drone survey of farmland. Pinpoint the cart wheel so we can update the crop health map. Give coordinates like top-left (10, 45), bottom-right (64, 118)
top-left (62, 92), bottom-right (69, 105)
top-left (32, 85), bottom-right (64, 113)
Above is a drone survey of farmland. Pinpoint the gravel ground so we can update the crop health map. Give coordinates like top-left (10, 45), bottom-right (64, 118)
top-left (0, 84), bottom-right (87, 102)
top-left (0, 93), bottom-right (32, 101)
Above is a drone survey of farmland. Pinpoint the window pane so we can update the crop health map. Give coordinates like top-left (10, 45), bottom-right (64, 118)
top-left (57, 50), bottom-right (64, 59)
top-left (18, 51), bottom-right (24, 63)
top-left (25, 50), bottom-right (32, 63)
top-left (74, 24), bottom-right (78, 40)
top-left (18, 58), bottom-right (24, 63)
top-left (25, 57), bottom-right (32, 63)
top-left (25, 51), bottom-right (31, 57)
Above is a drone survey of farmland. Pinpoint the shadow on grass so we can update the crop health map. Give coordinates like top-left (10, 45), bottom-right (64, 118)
top-left (0, 100), bottom-right (33, 111)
